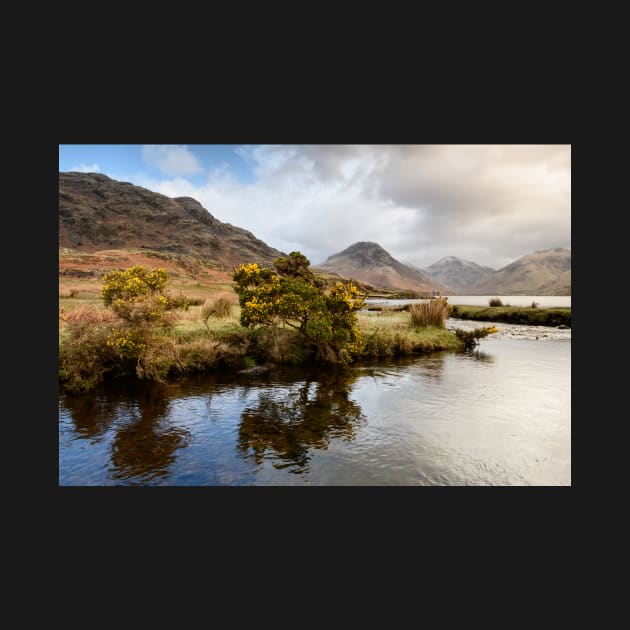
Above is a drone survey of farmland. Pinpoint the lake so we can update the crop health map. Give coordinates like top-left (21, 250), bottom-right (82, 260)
top-left (367, 295), bottom-right (571, 308)
top-left (59, 334), bottom-right (571, 486)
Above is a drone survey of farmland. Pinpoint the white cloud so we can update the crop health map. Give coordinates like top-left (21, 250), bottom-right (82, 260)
top-left (142, 145), bottom-right (203, 176)
top-left (70, 163), bottom-right (100, 173)
top-left (123, 145), bottom-right (571, 270)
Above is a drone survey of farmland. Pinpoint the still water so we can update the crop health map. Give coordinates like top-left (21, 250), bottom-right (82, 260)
top-left (367, 295), bottom-right (571, 308)
top-left (59, 337), bottom-right (571, 486)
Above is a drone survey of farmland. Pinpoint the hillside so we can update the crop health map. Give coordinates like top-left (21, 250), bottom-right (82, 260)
top-left (422, 256), bottom-right (495, 294)
top-left (473, 248), bottom-right (571, 295)
top-left (316, 242), bottom-right (450, 296)
top-left (59, 172), bottom-right (283, 269)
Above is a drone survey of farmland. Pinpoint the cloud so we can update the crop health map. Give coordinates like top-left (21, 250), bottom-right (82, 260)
top-left (127, 145), bottom-right (571, 270)
top-left (70, 163), bottom-right (100, 173)
top-left (142, 145), bottom-right (203, 176)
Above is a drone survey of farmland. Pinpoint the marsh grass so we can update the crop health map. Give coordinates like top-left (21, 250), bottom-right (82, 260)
top-left (358, 312), bottom-right (460, 357)
top-left (409, 300), bottom-right (448, 328)
top-left (450, 304), bottom-right (571, 326)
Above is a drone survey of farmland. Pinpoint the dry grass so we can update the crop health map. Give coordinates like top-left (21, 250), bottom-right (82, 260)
top-left (59, 304), bottom-right (118, 326)
top-left (200, 291), bottom-right (238, 333)
top-left (357, 311), bottom-right (460, 356)
top-left (409, 300), bottom-right (448, 328)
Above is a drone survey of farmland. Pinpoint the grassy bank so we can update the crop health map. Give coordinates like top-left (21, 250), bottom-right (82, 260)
top-left (450, 304), bottom-right (571, 327)
top-left (59, 304), bottom-right (469, 393)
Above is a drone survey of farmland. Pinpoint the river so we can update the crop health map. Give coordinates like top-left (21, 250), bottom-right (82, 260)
top-left (59, 334), bottom-right (571, 486)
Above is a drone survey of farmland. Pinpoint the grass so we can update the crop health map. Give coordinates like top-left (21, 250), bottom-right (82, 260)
top-left (358, 312), bottom-right (461, 357)
top-left (59, 300), bottom-right (469, 393)
top-left (450, 304), bottom-right (571, 327)
top-left (409, 300), bottom-right (448, 328)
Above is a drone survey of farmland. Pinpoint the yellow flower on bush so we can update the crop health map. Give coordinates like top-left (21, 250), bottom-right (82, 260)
top-left (106, 329), bottom-right (147, 358)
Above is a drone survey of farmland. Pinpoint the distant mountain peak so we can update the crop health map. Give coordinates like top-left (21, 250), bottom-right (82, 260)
top-left (422, 256), bottom-right (495, 294)
top-left (474, 248), bottom-right (571, 295)
top-left (318, 242), bottom-right (449, 295)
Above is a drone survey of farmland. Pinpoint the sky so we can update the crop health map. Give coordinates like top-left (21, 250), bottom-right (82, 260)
top-left (59, 144), bottom-right (571, 270)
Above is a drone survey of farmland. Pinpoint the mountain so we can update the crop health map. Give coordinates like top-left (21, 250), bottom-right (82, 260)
top-left (473, 248), bottom-right (571, 295)
top-left (59, 172), bottom-right (283, 269)
top-left (422, 256), bottom-right (495, 294)
top-left (316, 242), bottom-right (450, 295)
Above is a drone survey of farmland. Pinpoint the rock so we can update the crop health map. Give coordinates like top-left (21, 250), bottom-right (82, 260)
top-left (238, 366), bottom-right (269, 376)
top-left (556, 324), bottom-right (570, 329)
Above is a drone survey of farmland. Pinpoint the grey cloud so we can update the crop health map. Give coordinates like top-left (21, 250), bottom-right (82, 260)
top-left (144, 144), bottom-right (571, 271)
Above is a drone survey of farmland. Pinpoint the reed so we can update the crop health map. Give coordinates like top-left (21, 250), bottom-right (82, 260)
top-left (409, 300), bottom-right (448, 328)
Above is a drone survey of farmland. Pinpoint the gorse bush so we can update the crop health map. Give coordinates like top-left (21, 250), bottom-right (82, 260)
top-left (60, 265), bottom-right (191, 392)
top-left (101, 265), bottom-right (188, 326)
top-left (409, 298), bottom-right (450, 328)
top-left (489, 298), bottom-right (503, 307)
top-left (454, 326), bottom-right (500, 350)
top-left (59, 318), bottom-right (126, 392)
top-left (233, 252), bottom-right (365, 364)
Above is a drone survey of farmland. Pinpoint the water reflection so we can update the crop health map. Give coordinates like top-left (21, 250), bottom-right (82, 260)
top-left (355, 352), bottom-right (447, 383)
top-left (460, 349), bottom-right (495, 364)
top-left (63, 380), bottom-right (191, 484)
top-left (62, 394), bottom-right (117, 441)
top-left (59, 340), bottom-right (570, 486)
top-left (236, 370), bottom-right (365, 473)
top-left (108, 385), bottom-right (190, 484)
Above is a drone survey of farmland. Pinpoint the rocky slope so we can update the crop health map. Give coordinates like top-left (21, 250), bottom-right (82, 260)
top-left (316, 242), bottom-right (450, 295)
top-left (422, 256), bottom-right (495, 294)
top-left (473, 248), bottom-right (571, 295)
top-left (59, 172), bottom-right (283, 269)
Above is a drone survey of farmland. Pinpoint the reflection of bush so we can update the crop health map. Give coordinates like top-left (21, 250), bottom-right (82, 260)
top-left (63, 381), bottom-right (190, 484)
top-left (110, 420), bottom-right (189, 484)
top-left (237, 371), bottom-right (365, 473)
top-left (109, 387), bottom-right (190, 484)
top-left (62, 394), bottom-right (117, 441)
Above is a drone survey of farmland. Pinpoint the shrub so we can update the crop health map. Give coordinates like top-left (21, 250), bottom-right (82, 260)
top-left (59, 317), bottom-right (122, 393)
top-left (233, 252), bottom-right (365, 364)
top-left (531, 301), bottom-right (539, 308)
top-left (454, 326), bottom-right (500, 350)
top-left (410, 299), bottom-right (449, 328)
top-left (489, 298), bottom-right (503, 307)
top-left (101, 265), bottom-right (188, 326)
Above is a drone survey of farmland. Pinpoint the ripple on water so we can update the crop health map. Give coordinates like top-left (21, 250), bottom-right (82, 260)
top-left (59, 339), bottom-right (570, 486)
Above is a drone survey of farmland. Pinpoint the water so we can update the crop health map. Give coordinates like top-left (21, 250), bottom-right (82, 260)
top-left (59, 337), bottom-right (571, 486)
top-left (366, 295), bottom-right (571, 308)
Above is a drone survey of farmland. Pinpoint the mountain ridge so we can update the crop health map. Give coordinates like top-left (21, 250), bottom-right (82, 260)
top-left (421, 256), bottom-right (496, 294)
top-left (472, 248), bottom-right (571, 295)
top-left (59, 172), bottom-right (284, 269)
top-left (316, 241), bottom-right (450, 296)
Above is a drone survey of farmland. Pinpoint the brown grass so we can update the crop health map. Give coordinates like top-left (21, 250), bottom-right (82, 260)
top-left (200, 291), bottom-right (238, 331)
top-left (60, 304), bottom-right (118, 326)
top-left (409, 300), bottom-right (448, 328)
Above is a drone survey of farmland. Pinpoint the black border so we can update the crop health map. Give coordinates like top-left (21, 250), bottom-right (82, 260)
top-left (48, 85), bottom-right (578, 562)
